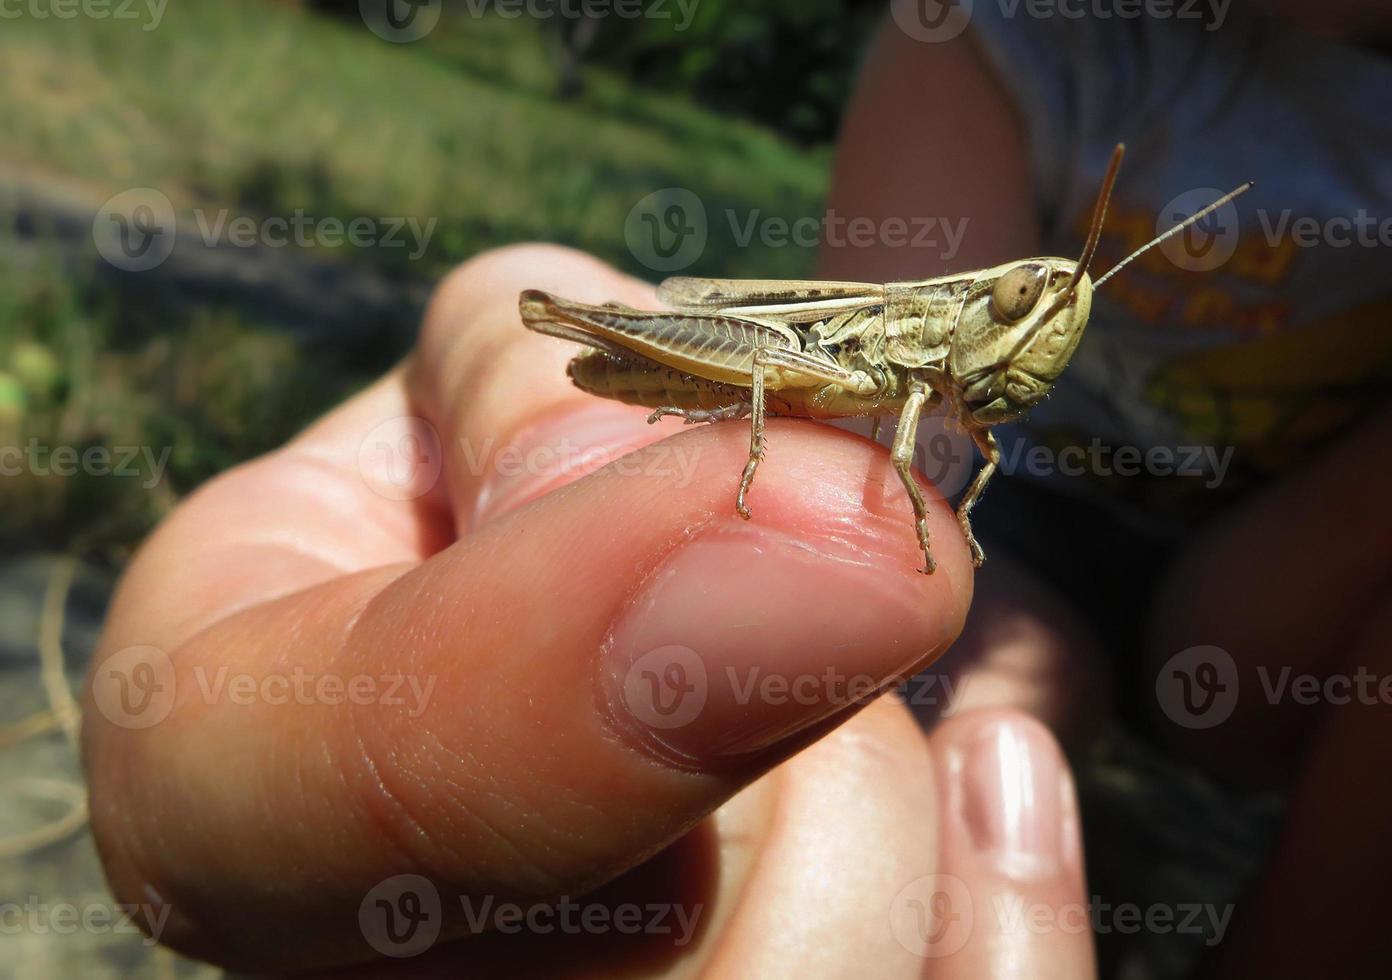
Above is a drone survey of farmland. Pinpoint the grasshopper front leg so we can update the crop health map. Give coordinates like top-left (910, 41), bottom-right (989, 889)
top-left (956, 428), bottom-right (999, 567)
top-left (891, 382), bottom-right (935, 573)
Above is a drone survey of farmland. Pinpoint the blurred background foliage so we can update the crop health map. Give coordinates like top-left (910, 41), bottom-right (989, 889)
top-left (0, 0), bottom-right (873, 564)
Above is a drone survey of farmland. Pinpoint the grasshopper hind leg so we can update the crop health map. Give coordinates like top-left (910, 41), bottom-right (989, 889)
top-left (736, 353), bottom-right (769, 520)
top-left (647, 402), bottom-right (751, 425)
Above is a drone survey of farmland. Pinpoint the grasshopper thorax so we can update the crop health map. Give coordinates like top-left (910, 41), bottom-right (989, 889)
top-left (948, 257), bottom-right (1092, 426)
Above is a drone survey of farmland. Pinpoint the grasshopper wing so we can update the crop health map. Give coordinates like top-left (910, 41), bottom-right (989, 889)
top-left (657, 277), bottom-right (885, 323)
top-left (521, 289), bottom-right (808, 386)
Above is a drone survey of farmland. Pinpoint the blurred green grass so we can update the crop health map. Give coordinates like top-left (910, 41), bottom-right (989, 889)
top-left (0, 252), bottom-right (366, 559)
top-left (0, 0), bottom-right (827, 276)
top-left (0, 0), bottom-right (832, 561)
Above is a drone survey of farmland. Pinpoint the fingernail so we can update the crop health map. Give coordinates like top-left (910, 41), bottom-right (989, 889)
top-left (601, 521), bottom-right (959, 761)
top-left (955, 718), bottom-right (1065, 882)
top-left (472, 403), bottom-right (656, 527)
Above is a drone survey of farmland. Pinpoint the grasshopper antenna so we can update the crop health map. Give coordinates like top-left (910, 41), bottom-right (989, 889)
top-left (1038, 142), bottom-right (1125, 320)
top-left (1093, 180), bottom-right (1255, 289)
top-left (1072, 142), bottom-right (1126, 286)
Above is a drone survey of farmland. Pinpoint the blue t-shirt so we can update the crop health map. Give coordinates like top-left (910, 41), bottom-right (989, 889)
top-left (964, 3), bottom-right (1392, 537)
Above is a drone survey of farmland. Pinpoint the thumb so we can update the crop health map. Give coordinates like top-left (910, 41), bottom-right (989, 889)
top-left (93, 421), bottom-right (971, 972)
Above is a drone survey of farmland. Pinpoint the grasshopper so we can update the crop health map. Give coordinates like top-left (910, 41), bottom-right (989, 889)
top-left (520, 145), bottom-right (1251, 572)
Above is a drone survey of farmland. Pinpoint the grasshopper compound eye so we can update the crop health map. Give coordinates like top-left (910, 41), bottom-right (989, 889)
top-left (990, 262), bottom-right (1047, 322)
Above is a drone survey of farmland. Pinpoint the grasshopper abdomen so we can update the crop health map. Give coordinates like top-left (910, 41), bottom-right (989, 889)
top-left (566, 349), bottom-right (752, 413)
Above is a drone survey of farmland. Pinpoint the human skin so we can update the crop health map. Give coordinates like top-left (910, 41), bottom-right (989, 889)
top-left (82, 244), bottom-right (1098, 976)
top-left (822, 12), bottom-right (1392, 977)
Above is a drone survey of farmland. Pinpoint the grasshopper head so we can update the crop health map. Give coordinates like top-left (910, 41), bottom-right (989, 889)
top-left (948, 144), bottom-right (1253, 427)
top-left (950, 258), bottom-right (1093, 426)
top-left (945, 144), bottom-right (1126, 428)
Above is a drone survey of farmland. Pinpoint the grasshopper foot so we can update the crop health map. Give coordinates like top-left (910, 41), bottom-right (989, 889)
top-left (966, 536), bottom-right (986, 568)
top-left (736, 454), bottom-right (762, 520)
top-left (914, 518), bottom-right (937, 575)
top-left (735, 478), bottom-right (755, 520)
top-left (957, 511), bottom-right (986, 567)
